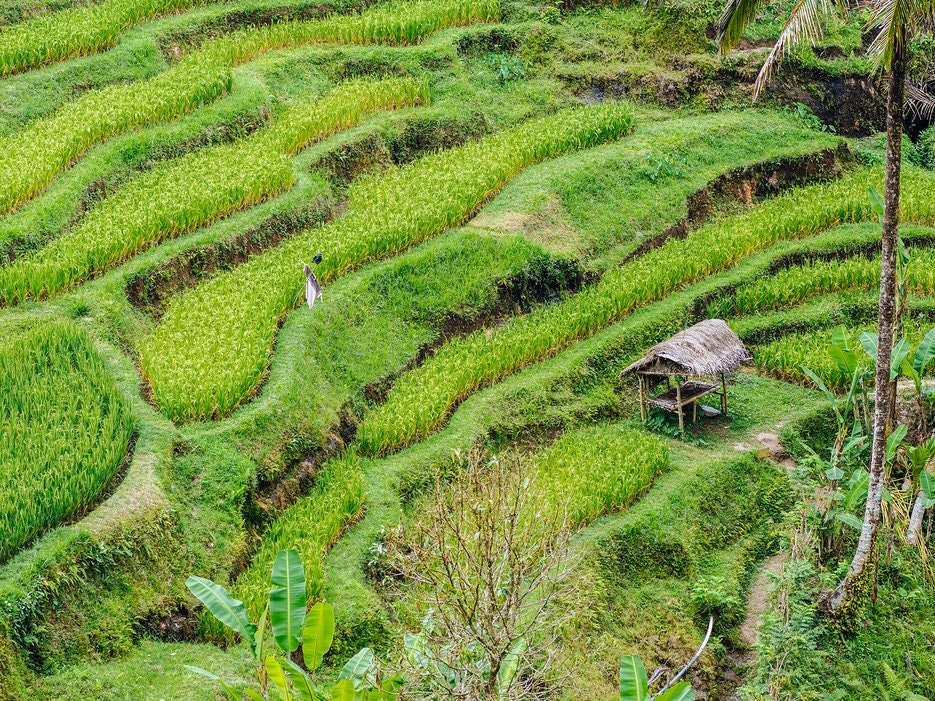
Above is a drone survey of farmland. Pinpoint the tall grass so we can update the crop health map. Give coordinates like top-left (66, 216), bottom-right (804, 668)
top-left (0, 0), bottom-right (498, 215)
top-left (0, 78), bottom-right (426, 303)
top-left (141, 102), bottom-right (635, 422)
top-left (357, 166), bottom-right (935, 455)
top-left (232, 450), bottom-right (364, 623)
top-left (535, 425), bottom-right (667, 527)
top-left (722, 248), bottom-right (935, 315)
top-left (0, 0), bottom-right (206, 77)
top-left (0, 320), bottom-right (133, 563)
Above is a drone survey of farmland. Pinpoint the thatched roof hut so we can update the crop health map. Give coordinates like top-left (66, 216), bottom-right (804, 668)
top-left (621, 319), bottom-right (751, 377)
top-left (622, 319), bottom-right (751, 434)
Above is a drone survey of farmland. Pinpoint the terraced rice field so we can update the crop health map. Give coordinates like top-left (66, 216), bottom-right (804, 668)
top-left (2, 0), bottom-right (935, 698)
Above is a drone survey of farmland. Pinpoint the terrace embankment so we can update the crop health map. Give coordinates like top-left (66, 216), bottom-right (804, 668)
top-left (623, 143), bottom-right (852, 264)
top-left (363, 251), bottom-right (584, 405)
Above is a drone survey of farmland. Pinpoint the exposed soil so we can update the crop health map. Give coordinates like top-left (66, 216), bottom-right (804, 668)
top-left (721, 551), bottom-right (788, 699)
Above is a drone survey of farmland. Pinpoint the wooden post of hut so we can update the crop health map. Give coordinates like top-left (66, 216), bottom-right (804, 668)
top-left (620, 320), bottom-right (751, 435)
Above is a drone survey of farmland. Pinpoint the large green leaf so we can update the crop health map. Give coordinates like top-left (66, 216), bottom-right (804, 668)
top-left (868, 187), bottom-right (885, 221)
top-left (655, 682), bottom-right (696, 701)
top-left (303, 601), bottom-right (335, 671)
top-left (184, 666), bottom-right (243, 701)
top-left (913, 327), bottom-right (935, 376)
top-left (835, 512), bottom-right (864, 531)
top-left (921, 470), bottom-right (935, 501)
top-left (828, 344), bottom-right (857, 376)
top-left (266, 657), bottom-right (292, 701)
top-left (859, 331), bottom-right (879, 362)
top-left (890, 338), bottom-right (911, 380)
top-left (800, 366), bottom-right (834, 404)
top-left (886, 424), bottom-right (908, 463)
top-left (496, 637), bottom-right (527, 698)
top-left (254, 604), bottom-right (269, 661)
top-left (619, 655), bottom-right (648, 701)
top-left (186, 576), bottom-right (256, 643)
top-left (339, 647), bottom-right (374, 683)
top-left (270, 550), bottom-right (306, 654)
top-left (282, 658), bottom-right (321, 701)
top-left (331, 679), bottom-right (356, 701)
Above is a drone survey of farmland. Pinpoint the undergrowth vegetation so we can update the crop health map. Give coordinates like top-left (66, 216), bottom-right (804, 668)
top-left (231, 451), bottom-right (364, 629)
top-left (0, 320), bottom-right (133, 563)
top-left (141, 102), bottom-right (634, 421)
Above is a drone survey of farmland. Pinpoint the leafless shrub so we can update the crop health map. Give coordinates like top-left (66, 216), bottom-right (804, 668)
top-left (389, 449), bottom-right (580, 701)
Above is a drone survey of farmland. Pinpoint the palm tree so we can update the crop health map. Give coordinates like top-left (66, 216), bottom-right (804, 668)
top-left (716, 0), bottom-right (934, 614)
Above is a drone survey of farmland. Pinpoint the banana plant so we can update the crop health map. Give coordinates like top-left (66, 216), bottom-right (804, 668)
top-left (619, 655), bottom-right (695, 701)
top-left (185, 549), bottom-right (403, 700)
top-left (904, 436), bottom-right (935, 544)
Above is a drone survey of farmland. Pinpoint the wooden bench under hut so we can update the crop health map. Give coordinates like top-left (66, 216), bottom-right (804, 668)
top-left (621, 319), bottom-right (751, 434)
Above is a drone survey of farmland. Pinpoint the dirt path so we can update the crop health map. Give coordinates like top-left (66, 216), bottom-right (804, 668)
top-left (721, 425), bottom-right (793, 696)
top-left (739, 552), bottom-right (786, 648)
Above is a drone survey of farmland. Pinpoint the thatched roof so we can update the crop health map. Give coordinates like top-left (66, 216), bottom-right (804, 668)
top-left (621, 319), bottom-right (751, 377)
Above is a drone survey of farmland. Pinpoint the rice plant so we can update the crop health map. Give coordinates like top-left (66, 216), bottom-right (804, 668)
top-left (725, 248), bottom-right (935, 315)
top-left (0, 0), bottom-right (497, 215)
top-left (535, 425), bottom-right (668, 527)
top-left (754, 321), bottom-right (934, 390)
top-left (231, 450), bottom-right (364, 623)
top-left (0, 0), bottom-right (206, 77)
top-left (357, 166), bottom-right (935, 456)
top-left (0, 320), bottom-right (133, 563)
top-left (140, 101), bottom-right (635, 422)
top-left (0, 77), bottom-right (427, 304)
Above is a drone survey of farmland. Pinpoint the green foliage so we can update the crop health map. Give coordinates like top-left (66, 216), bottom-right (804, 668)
top-left (188, 550), bottom-right (401, 700)
top-left (918, 125), bottom-right (935, 170)
top-left (142, 102), bottom-right (635, 421)
top-left (754, 321), bottom-right (934, 390)
top-left (535, 424), bottom-right (668, 526)
top-left (0, 77), bottom-right (426, 304)
top-left (0, 0), bottom-right (207, 77)
top-left (0, 320), bottom-right (133, 563)
top-left (0, 0), bottom-right (498, 215)
top-left (359, 166), bottom-right (935, 456)
top-left (619, 653), bottom-right (696, 701)
top-left (485, 52), bottom-right (524, 82)
top-left (788, 102), bottom-right (836, 134)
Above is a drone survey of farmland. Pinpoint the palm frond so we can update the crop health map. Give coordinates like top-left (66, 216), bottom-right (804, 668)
top-left (867, 0), bottom-right (935, 72)
top-left (716, 0), bottom-right (768, 53)
top-left (907, 81), bottom-right (935, 118)
top-left (752, 0), bottom-right (842, 97)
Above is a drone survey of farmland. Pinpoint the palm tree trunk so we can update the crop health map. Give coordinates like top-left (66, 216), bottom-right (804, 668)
top-left (824, 53), bottom-right (906, 616)
top-left (906, 490), bottom-right (926, 545)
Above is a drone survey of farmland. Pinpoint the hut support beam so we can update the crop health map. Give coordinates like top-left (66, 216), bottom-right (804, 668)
top-left (638, 375), bottom-right (647, 423)
top-left (720, 372), bottom-right (728, 414)
top-left (676, 383), bottom-right (684, 435)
